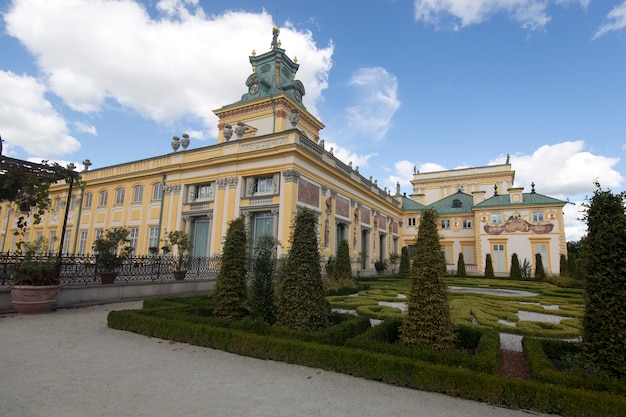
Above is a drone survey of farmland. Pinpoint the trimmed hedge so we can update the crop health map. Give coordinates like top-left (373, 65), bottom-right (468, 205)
top-left (525, 338), bottom-right (626, 396)
top-left (108, 300), bottom-right (626, 417)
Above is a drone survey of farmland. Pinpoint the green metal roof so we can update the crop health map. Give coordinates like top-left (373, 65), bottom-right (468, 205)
top-left (401, 196), bottom-right (427, 211)
top-left (427, 190), bottom-right (474, 214)
top-left (476, 192), bottom-right (567, 208)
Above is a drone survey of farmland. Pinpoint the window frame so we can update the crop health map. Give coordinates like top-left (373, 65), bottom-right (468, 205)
top-left (133, 185), bottom-right (143, 203)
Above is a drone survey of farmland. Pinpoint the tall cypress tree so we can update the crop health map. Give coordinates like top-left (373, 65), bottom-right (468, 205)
top-left (275, 208), bottom-right (329, 331)
top-left (456, 252), bottom-right (466, 277)
top-left (332, 239), bottom-right (353, 282)
top-left (398, 246), bottom-right (410, 278)
top-left (249, 235), bottom-right (277, 324)
top-left (214, 217), bottom-right (248, 319)
top-left (400, 210), bottom-right (453, 350)
top-left (510, 253), bottom-right (521, 279)
top-left (582, 183), bottom-right (626, 377)
top-left (535, 253), bottom-right (546, 279)
top-left (484, 254), bottom-right (495, 278)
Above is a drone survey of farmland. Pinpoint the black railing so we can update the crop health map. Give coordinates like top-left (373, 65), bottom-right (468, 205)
top-left (0, 253), bottom-right (221, 286)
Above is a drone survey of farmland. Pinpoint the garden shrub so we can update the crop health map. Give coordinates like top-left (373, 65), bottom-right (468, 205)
top-left (249, 235), bottom-right (277, 324)
top-left (398, 246), bottom-right (410, 278)
top-left (276, 208), bottom-right (330, 331)
top-left (510, 253), bottom-right (521, 279)
top-left (484, 254), bottom-right (495, 278)
top-left (214, 217), bottom-right (248, 319)
top-left (456, 252), bottom-right (466, 277)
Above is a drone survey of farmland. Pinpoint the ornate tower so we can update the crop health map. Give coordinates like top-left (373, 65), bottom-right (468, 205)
top-left (214, 26), bottom-right (324, 144)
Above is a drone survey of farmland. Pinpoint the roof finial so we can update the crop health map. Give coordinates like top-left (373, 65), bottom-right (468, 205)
top-left (494, 184), bottom-right (499, 196)
top-left (271, 26), bottom-right (280, 49)
top-left (531, 182), bottom-right (536, 194)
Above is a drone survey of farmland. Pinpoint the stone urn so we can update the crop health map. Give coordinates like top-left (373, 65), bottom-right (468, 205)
top-left (172, 270), bottom-right (187, 281)
top-left (99, 271), bottom-right (118, 285)
top-left (10, 284), bottom-right (61, 314)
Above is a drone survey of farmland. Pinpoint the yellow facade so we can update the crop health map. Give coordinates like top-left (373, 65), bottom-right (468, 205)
top-left (0, 29), bottom-right (567, 277)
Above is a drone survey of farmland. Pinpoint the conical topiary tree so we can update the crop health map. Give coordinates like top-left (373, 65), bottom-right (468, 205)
top-left (398, 246), bottom-right (410, 278)
top-left (582, 183), bottom-right (626, 377)
top-left (400, 210), bottom-right (454, 350)
top-left (275, 208), bottom-right (329, 331)
top-left (214, 217), bottom-right (248, 319)
top-left (484, 254), bottom-right (495, 278)
top-left (510, 253), bottom-right (521, 279)
top-left (332, 239), bottom-right (353, 282)
top-left (559, 254), bottom-right (567, 277)
top-left (456, 252), bottom-right (466, 277)
top-left (249, 235), bottom-right (277, 324)
top-left (534, 253), bottom-right (546, 279)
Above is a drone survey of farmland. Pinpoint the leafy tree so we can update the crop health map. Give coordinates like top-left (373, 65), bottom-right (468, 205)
top-left (581, 183), bottom-right (626, 377)
top-left (275, 208), bottom-right (329, 331)
top-left (332, 239), bottom-right (353, 281)
top-left (484, 254), bottom-right (495, 278)
top-left (214, 217), bottom-right (248, 319)
top-left (400, 210), bottom-right (454, 350)
top-left (456, 252), bottom-right (466, 277)
top-left (534, 253), bottom-right (546, 279)
top-left (398, 246), bottom-right (410, 278)
top-left (249, 235), bottom-right (277, 324)
top-left (510, 253), bottom-right (521, 279)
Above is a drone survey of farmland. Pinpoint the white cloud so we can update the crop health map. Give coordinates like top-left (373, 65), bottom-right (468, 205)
top-left (412, 0), bottom-right (589, 30)
top-left (5, 0), bottom-right (333, 140)
top-left (0, 70), bottom-right (80, 158)
top-left (324, 142), bottom-right (377, 172)
top-left (593, 1), bottom-right (626, 39)
top-left (73, 121), bottom-right (98, 136)
top-left (345, 67), bottom-right (400, 140)
top-left (490, 141), bottom-right (622, 197)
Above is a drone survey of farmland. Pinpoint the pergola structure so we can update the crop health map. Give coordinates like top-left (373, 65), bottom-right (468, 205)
top-left (0, 155), bottom-right (79, 259)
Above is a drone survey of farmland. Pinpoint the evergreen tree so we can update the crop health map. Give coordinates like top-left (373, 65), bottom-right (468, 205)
top-left (510, 253), bottom-right (521, 279)
top-left (582, 183), bottom-right (626, 377)
top-left (400, 210), bottom-right (454, 350)
top-left (398, 246), bottom-right (410, 278)
top-left (484, 254), bottom-right (495, 278)
top-left (249, 235), bottom-right (277, 324)
top-left (214, 217), bottom-right (249, 319)
top-left (534, 253), bottom-right (546, 279)
top-left (332, 239), bottom-right (353, 282)
top-left (559, 254), bottom-right (567, 277)
top-left (275, 208), bottom-right (329, 331)
top-left (456, 252), bottom-right (466, 277)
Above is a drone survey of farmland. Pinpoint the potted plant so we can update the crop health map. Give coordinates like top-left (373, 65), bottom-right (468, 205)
top-left (389, 252), bottom-right (400, 274)
top-left (10, 237), bottom-right (61, 314)
top-left (161, 230), bottom-right (193, 280)
top-left (93, 228), bottom-right (132, 284)
top-left (374, 259), bottom-right (388, 275)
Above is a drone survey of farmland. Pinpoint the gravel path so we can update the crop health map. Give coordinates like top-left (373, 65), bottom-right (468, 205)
top-left (0, 302), bottom-right (552, 417)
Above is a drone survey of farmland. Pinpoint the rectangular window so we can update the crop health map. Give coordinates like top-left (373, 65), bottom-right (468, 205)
top-left (78, 230), bottom-right (88, 255)
top-left (407, 217), bottom-right (416, 227)
top-left (148, 226), bottom-right (160, 253)
top-left (55, 198), bottom-right (63, 212)
top-left (197, 184), bottom-right (214, 200)
top-left (491, 213), bottom-right (503, 224)
top-left (115, 188), bottom-right (125, 205)
top-left (462, 219), bottom-right (472, 229)
top-left (129, 227), bottom-right (139, 254)
top-left (153, 182), bottom-right (163, 201)
top-left (84, 193), bottom-right (92, 208)
top-left (48, 232), bottom-right (57, 253)
top-left (99, 191), bottom-right (108, 207)
top-left (63, 231), bottom-right (71, 255)
top-left (133, 185), bottom-right (143, 203)
top-left (251, 211), bottom-right (274, 255)
top-left (441, 220), bottom-right (450, 229)
top-left (532, 212), bottom-right (544, 222)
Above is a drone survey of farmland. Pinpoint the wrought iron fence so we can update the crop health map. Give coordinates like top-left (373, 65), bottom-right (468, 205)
top-left (0, 253), bottom-right (221, 286)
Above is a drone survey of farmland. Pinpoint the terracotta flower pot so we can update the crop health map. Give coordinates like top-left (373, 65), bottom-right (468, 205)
top-left (10, 284), bottom-right (61, 314)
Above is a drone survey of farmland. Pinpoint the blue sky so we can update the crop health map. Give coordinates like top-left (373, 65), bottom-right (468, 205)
top-left (1, 0), bottom-right (625, 241)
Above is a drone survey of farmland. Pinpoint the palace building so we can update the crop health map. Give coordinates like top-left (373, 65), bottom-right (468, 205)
top-left (0, 27), bottom-right (568, 277)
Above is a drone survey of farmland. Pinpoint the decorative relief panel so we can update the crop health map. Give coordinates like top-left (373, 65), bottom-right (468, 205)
top-left (336, 196), bottom-right (350, 218)
top-left (241, 138), bottom-right (285, 151)
top-left (361, 207), bottom-right (371, 225)
top-left (216, 178), bottom-right (227, 189)
top-left (297, 178), bottom-right (319, 207)
top-left (164, 184), bottom-right (181, 195)
top-left (379, 215), bottom-right (387, 231)
top-left (227, 176), bottom-right (239, 188)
